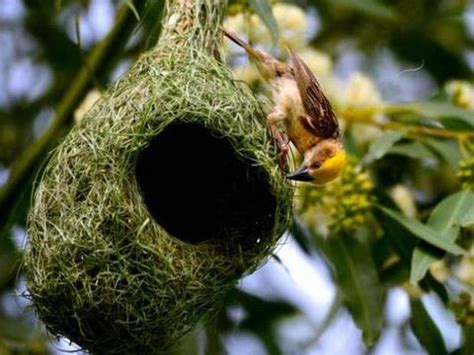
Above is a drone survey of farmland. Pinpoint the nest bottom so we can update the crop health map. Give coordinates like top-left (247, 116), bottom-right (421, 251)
top-left (135, 122), bottom-right (277, 246)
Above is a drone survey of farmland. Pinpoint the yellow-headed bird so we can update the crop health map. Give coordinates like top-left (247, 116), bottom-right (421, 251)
top-left (223, 29), bottom-right (346, 185)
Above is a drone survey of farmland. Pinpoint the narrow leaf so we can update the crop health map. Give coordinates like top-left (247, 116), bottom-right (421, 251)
top-left (292, 218), bottom-right (326, 252)
top-left (290, 219), bottom-right (313, 254)
top-left (387, 142), bottom-right (436, 160)
top-left (428, 190), bottom-right (473, 232)
top-left (411, 190), bottom-right (473, 282)
top-left (462, 325), bottom-right (474, 355)
top-left (122, 0), bottom-right (140, 20)
top-left (389, 102), bottom-right (474, 128)
top-left (411, 244), bottom-right (443, 284)
top-left (374, 210), bottom-right (415, 264)
top-left (377, 206), bottom-right (465, 255)
top-left (421, 138), bottom-right (462, 168)
top-left (142, 0), bottom-right (166, 49)
top-left (247, 0), bottom-right (279, 46)
top-left (461, 195), bottom-right (474, 227)
top-left (324, 231), bottom-right (385, 346)
top-left (365, 131), bottom-right (404, 164)
top-left (417, 102), bottom-right (474, 128)
top-left (419, 274), bottom-right (448, 304)
top-left (0, 316), bottom-right (36, 342)
top-left (330, 0), bottom-right (398, 21)
top-left (410, 299), bottom-right (448, 355)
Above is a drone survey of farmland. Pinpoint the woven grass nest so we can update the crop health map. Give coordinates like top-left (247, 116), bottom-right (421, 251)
top-left (24, 0), bottom-right (292, 353)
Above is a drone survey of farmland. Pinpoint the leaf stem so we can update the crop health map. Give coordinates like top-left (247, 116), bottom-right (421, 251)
top-left (343, 110), bottom-right (474, 140)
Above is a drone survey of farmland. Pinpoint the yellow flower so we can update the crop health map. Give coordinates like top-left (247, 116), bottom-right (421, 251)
top-left (429, 260), bottom-right (449, 283)
top-left (343, 72), bottom-right (382, 107)
top-left (273, 3), bottom-right (308, 49)
top-left (340, 72), bottom-right (383, 121)
top-left (297, 48), bottom-right (333, 79)
top-left (351, 124), bottom-right (383, 147)
top-left (389, 185), bottom-right (417, 218)
top-left (445, 80), bottom-right (474, 110)
top-left (455, 249), bottom-right (474, 286)
top-left (273, 3), bottom-right (307, 33)
top-left (449, 292), bottom-right (474, 326)
top-left (223, 3), bottom-right (309, 51)
top-left (232, 64), bottom-right (260, 84)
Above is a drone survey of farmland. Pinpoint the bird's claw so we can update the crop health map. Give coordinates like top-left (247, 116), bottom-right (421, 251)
top-left (278, 144), bottom-right (289, 172)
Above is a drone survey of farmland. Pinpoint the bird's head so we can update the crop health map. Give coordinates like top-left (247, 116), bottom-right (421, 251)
top-left (287, 141), bottom-right (346, 185)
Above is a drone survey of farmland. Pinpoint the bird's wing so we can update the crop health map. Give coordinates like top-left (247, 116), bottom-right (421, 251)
top-left (291, 53), bottom-right (340, 139)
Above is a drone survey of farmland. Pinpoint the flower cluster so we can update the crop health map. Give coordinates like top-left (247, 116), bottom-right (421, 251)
top-left (449, 292), bottom-right (474, 326)
top-left (325, 157), bottom-right (376, 234)
top-left (458, 156), bottom-right (474, 191)
top-left (454, 247), bottom-right (474, 287)
top-left (296, 156), bottom-right (376, 235)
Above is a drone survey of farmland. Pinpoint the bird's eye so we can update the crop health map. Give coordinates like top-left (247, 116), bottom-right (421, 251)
top-left (310, 162), bottom-right (321, 169)
top-left (322, 149), bottom-right (332, 157)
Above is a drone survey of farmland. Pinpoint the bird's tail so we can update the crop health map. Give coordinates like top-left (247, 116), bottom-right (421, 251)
top-left (222, 28), bottom-right (265, 62)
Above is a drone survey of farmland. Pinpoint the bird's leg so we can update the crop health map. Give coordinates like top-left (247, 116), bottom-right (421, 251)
top-left (267, 110), bottom-right (289, 171)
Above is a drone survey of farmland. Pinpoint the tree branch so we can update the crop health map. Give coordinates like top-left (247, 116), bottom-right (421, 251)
top-left (0, 2), bottom-right (149, 232)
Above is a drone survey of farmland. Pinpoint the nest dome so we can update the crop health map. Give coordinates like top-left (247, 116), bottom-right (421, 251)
top-left (25, 1), bottom-right (292, 353)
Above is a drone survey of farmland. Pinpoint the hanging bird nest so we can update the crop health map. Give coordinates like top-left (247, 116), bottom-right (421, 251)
top-left (24, 0), bottom-right (292, 353)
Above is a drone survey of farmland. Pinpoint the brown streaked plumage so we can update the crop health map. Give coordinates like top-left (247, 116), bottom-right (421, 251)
top-left (223, 28), bottom-right (346, 185)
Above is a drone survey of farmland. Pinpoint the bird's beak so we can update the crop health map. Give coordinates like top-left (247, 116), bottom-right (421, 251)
top-left (286, 164), bottom-right (312, 182)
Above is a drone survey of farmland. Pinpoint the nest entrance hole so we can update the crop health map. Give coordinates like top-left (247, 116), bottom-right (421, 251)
top-left (135, 123), bottom-right (277, 245)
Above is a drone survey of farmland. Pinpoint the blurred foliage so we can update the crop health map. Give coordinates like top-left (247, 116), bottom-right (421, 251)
top-left (0, 0), bottom-right (473, 354)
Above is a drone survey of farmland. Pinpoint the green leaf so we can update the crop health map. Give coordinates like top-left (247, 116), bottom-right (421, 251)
top-left (247, 0), bottom-right (279, 46)
top-left (0, 316), bottom-right (36, 343)
top-left (235, 290), bottom-right (296, 355)
top-left (374, 210), bottom-right (416, 264)
top-left (390, 102), bottom-right (474, 128)
top-left (421, 138), bottom-right (462, 168)
top-left (387, 142), bottom-right (436, 160)
top-left (411, 190), bottom-right (473, 283)
top-left (419, 274), bottom-right (448, 304)
top-left (141, 0), bottom-right (166, 49)
top-left (365, 131), bottom-right (404, 164)
top-left (0, 253), bottom-right (20, 291)
top-left (290, 219), bottom-right (313, 254)
top-left (170, 332), bottom-right (200, 355)
top-left (429, 190), bottom-right (473, 231)
top-left (417, 102), bottom-right (474, 128)
top-left (376, 206), bottom-right (465, 255)
top-left (410, 299), bottom-right (448, 355)
top-left (461, 197), bottom-right (474, 227)
top-left (461, 325), bottom-right (474, 355)
top-left (330, 0), bottom-right (398, 21)
top-left (380, 262), bottom-right (410, 287)
top-left (410, 244), bottom-right (442, 284)
top-left (122, 0), bottom-right (140, 20)
top-left (324, 230), bottom-right (385, 346)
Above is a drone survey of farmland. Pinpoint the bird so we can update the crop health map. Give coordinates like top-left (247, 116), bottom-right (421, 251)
top-left (223, 28), bottom-right (346, 185)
